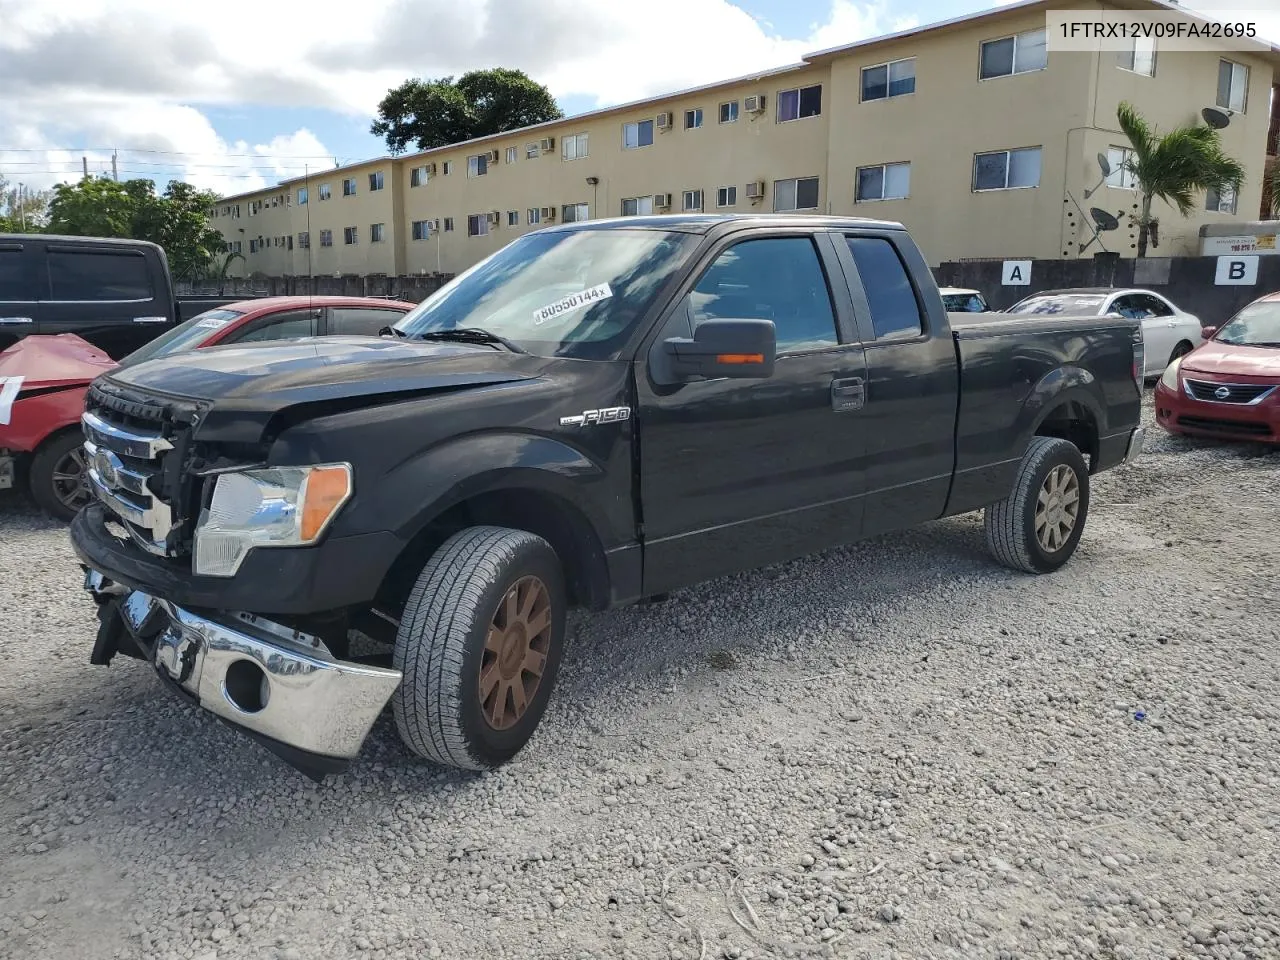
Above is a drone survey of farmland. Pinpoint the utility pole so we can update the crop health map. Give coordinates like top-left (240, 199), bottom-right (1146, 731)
top-left (18, 184), bottom-right (25, 231)
top-left (111, 150), bottom-right (118, 182)
top-left (82, 156), bottom-right (89, 179)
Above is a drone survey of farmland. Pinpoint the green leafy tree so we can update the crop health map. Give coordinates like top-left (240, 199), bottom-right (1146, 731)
top-left (371, 68), bottom-right (563, 153)
top-left (1116, 101), bottom-right (1246, 256)
top-left (46, 176), bottom-right (136, 237)
top-left (0, 175), bottom-right (52, 231)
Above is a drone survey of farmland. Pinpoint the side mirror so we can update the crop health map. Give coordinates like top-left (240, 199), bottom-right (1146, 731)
top-left (662, 319), bottom-right (776, 380)
top-left (1201, 325), bottom-right (1218, 340)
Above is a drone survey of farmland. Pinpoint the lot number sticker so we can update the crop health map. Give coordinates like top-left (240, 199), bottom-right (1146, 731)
top-left (0, 376), bottom-right (24, 426)
top-left (533, 283), bottom-right (613, 325)
top-left (196, 315), bottom-right (234, 328)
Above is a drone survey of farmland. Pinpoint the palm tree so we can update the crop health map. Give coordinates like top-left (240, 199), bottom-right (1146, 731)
top-left (1268, 156), bottom-right (1279, 217)
top-left (203, 250), bottom-right (246, 295)
top-left (1116, 102), bottom-right (1246, 256)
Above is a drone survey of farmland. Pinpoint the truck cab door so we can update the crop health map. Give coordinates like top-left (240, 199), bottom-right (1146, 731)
top-left (37, 245), bottom-right (168, 360)
top-left (634, 231), bottom-right (869, 596)
top-left (0, 240), bottom-right (39, 353)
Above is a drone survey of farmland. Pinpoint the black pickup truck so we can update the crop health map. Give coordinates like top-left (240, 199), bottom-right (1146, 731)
top-left (70, 215), bottom-right (1145, 779)
top-left (0, 234), bottom-right (245, 359)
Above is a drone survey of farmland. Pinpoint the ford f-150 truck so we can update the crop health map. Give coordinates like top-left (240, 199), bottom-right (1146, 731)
top-left (70, 215), bottom-right (1145, 779)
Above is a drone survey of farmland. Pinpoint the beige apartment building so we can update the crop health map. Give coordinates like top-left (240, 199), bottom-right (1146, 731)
top-left (212, 0), bottom-right (1279, 279)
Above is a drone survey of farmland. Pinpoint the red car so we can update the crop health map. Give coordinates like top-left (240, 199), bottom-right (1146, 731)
top-left (1154, 291), bottom-right (1280, 444)
top-left (0, 296), bottom-right (415, 519)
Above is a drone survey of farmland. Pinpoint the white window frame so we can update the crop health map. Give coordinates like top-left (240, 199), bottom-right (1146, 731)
top-left (297, 187), bottom-right (309, 205)
top-left (368, 171), bottom-right (385, 191)
top-left (562, 202), bottom-right (589, 223)
top-left (410, 166), bottom-right (428, 187)
top-left (682, 189), bottom-right (703, 212)
top-left (442, 161), bottom-right (452, 176)
top-left (342, 178), bottom-right (357, 197)
top-left (443, 217), bottom-right (454, 232)
top-left (1105, 147), bottom-right (1138, 189)
top-left (855, 162), bottom-right (911, 202)
top-left (1119, 37), bottom-right (1156, 76)
top-left (562, 133), bottom-right (589, 161)
top-left (621, 196), bottom-right (655, 217)
top-left (343, 226), bottom-right (358, 245)
top-left (972, 146), bottom-right (1042, 191)
top-left (622, 120), bottom-right (655, 150)
top-left (772, 176), bottom-right (820, 212)
top-left (319, 229), bottom-right (333, 247)
top-left (527, 208), bottom-right (542, 224)
top-left (775, 84), bottom-right (822, 123)
top-left (297, 232), bottom-right (309, 249)
top-left (507, 210), bottom-right (519, 226)
top-left (685, 108), bottom-right (703, 129)
top-left (467, 214), bottom-right (489, 237)
top-left (370, 223), bottom-right (385, 243)
top-left (411, 220), bottom-right (430, 241)
top-left (1206, 185), bottom-right (1237, 214)
top-left (860, 58), bottom-right (916, 102)
top-left (1217, 59), bottom-right (1249, 112)
top-left (467, 154), bottom-right (489, 178)
top-left (716, 186), bottom-right (737, 208)
top-left (318, 183), bottom-right (331, 201)
top-left (719, 101), bottom-right (739, 124)
top-left (979, 28), bottom-right (1047, 80)
top-left (505, 146), bottom-right (518, 164)
top-left (526, 143), bottom-right (539, 159)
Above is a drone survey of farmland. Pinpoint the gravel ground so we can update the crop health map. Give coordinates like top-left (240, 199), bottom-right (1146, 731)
top-left (2, 393), bottom-right (1278, 960)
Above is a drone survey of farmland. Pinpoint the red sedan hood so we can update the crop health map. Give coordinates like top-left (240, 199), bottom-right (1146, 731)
top-left (1182, 341), bottom-right (1280, 378)
top-left (0, 334), bottom-right (117, 390)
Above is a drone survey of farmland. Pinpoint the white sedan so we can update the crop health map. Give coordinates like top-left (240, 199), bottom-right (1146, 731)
top-left (1005, 287), bottom-right (1204, 377)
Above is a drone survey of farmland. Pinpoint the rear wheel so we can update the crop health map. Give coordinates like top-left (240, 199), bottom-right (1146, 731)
top-left (984, 436), bottom-right (1090, 574)
top-left (29, 429), bottom-right (91, 522)
top-left (392, 526), bottom-right (567, 771)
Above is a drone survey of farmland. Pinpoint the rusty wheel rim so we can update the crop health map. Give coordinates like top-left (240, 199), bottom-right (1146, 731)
top-left (479, 575), bottom-right (552, 731)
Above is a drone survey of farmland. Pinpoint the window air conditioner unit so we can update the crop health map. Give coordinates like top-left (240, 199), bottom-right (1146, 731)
top-left (540, 137), bottom-right (555, 151)
top-left (487, 211), bottom-right (500, 225)
top-left (540, 206), bottom-right (556, 219)
top-left (656, 112), bottom-right (672, 130)
top-left (431, 219), bottom-right (440, 231)
top-left (745, 180), bottom-right (766, 199)
top-left (488, 149), bottom-right (500, 163)
top-left (653, 193), bottom-right (672, 208)
top-left (744, 94), bottom-right (765, 113)
top-left (425, 162), bottom-right (437, 175)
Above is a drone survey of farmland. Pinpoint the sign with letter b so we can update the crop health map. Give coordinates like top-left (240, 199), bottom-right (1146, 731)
top-left (1214, 256), bottom-right (1258, 286)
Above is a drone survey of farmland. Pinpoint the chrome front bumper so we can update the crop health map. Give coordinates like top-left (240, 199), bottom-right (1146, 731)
top-left (85, 570), bottom-right (402, 765)
top-left (1124, 426), bottom-right (1146, 463)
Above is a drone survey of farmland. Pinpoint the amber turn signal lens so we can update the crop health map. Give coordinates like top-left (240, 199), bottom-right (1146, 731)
top-left (300, 465), bottom-right (352, 541)
top-left (715, 353), bottom-right (764, 364)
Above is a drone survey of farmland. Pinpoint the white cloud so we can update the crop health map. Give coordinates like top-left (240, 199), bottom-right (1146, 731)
top-left (0, 0), bottom-right (918, 195)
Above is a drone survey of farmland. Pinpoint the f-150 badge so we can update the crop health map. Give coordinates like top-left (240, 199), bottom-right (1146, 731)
top-left (559, 407), bottom-right (631, 427)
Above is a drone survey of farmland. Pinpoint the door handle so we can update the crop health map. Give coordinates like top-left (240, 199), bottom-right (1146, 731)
top-left (132, 316), bottom-right (169, 324)
top-left (0, 317), bottom-right (33, 325)
top-left (831, 376), bottom-right (866, 413)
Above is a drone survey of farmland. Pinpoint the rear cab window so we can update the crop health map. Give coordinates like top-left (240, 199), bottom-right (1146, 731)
top-left (844, 236), bottom-right (924, 340)
top-left (46, 249), bottom-right (154, 301)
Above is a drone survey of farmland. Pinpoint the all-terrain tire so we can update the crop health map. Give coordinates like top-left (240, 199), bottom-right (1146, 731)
top-left (392, 526), bottom-right (567, 771)
top-left (984, 436), bottom-right (1090, 574)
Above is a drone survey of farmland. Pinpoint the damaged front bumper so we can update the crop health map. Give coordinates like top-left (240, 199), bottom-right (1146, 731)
top-left (84, 569), bottom-right (402, 779)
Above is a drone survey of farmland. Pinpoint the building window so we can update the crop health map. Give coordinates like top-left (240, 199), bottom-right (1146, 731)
top-left (777, 85), bottom-right (822, 122)
top-left (1105, 147), bottom-right (1138, 189)
top-left (621, 196), bottom-right (654, 216)
top-left (855, 162), bottom-right (911, 201)
top-left (527, 208), bottom-right (542, 224)
top-left (623, 120), bottom-right (654, 150)
top-left (505, 146), bottom-right (518, 164)
top-left (861, 58), bottom-right (916, 101)
top-left (410, 166), bottom-right (429, 187)
top-left (318, 183), bottom-right (331, 201)
top-left (773, 177), bottom-right (820, 212)
top-left (369, 171), bottom-right (385, 191)
top-left (297, 187), bottom-right (309, 205)
top-left (507, 210), bottom-right (519, 226)
top-left (682, 189), bottom-right (703, 211)
top-left (1119, 38), bottom-right (1155, 76)
top-left (248, 239), bottom-right (257, 254)
top-left (980, 28), bottom-right (1047, 79)
top-left (286, 235), bottom-right (294, 251)
top-left (562, 133), bottom-right (589, 161)
top-left (526, 143), bottom-right (540, 159)
top-left (343, 178), bottom-right (357, 197)
top-left (467, 214), bottom-right (489, 237)
top-left (719, 100), bottom-right (739, 123)
top-left (319, 229), bottom-right (333, 247)
top-left (972, 146), bottom-right (1042, 190)
top-left (442, 161), bottom-right (452, 175)
top-left (562, 202), bottom-right (589, 223)
top-left (411, 220), bottom-right (431, 240)
top-left (1206, 186), bottom-right (1237, 214)
top-left (443, 217), bottom-right (454, 232)
top-left (297, 232), bottom-right (310, 249)
top-left (468, 154), bottom-right (489, 177)
top-left (685, 108), bottom-right (703, 129)
top-left (716, 186), bottom-right (737, 208)
top-left (1217, 59), bottom-right (1249, 112)
top-left (371, 223), bottom-right (385, 242)
top-left (343, 226), bottom-right (358, 244)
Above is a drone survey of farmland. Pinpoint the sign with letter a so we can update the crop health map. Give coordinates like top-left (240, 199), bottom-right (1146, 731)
top-left (1001, 260), bottom-right (1031, 285)
top-left (1214, 256), bottom-right (1258, 286)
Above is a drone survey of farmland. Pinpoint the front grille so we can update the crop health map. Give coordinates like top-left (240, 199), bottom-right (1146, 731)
top-left (1176, 415), bottom-right (1273, 437)
top-left (1183, 378), bottom-right (1277, 405)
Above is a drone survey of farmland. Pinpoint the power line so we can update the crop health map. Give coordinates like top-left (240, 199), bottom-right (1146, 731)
top-left (0, 146), bottom-right (343, 159)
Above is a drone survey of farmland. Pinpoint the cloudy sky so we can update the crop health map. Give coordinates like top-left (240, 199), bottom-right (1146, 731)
top-left (0, 0), bottom-right (1275, 199)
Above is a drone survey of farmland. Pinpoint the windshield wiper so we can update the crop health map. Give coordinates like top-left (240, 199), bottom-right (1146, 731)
top-left (413, 327), bottom-right (527, 354)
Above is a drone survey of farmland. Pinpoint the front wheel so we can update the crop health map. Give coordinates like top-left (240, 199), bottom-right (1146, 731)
top-left (29, 429), bottom-right (92, 522)
top-left (984, 436), bottom-right (1091, 574)
top-left (1169, 341), bottom-right (1194, 366)
top-left (392, 526), bottom-right (567, 771)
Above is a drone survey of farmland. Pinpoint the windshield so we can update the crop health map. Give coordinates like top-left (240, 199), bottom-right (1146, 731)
top-left (1215, 302), bottom-right (1280, 347)
top-left (118, 309), bottom-right (244, 367)
top-left (393, 228), bottom-right (698, 359)
top-left (1007, 294), bottom-right (1107, 315)
top-left (942, 293), bottom-right (987, 312)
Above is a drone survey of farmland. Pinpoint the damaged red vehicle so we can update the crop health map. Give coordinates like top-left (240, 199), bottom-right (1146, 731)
top-left (0, 296), bottom-right (415, 519)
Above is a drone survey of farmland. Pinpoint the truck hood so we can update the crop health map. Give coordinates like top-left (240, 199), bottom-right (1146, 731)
top-left (1182, 340), bottom-right (1280, 377)
top-left (0, 334), bottom-right (116, 390)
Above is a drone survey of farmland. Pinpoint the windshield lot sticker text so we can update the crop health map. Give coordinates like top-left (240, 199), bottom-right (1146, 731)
top-left (533, 283), bottom-right (613, 325)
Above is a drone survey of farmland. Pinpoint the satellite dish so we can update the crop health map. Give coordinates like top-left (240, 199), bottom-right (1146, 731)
top-left (1090, 207), bottom-right (1120, 232)
top-left (1096, 152), bottom-right (1112, 177)
top-left (1201, 106), bottom-right (1231, 129)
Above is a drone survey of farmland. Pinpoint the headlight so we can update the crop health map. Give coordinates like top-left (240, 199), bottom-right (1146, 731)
top-left (193, 463), bottom-right (353, 577)
top-left (1159, 355), bottom-right (1183, 390)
